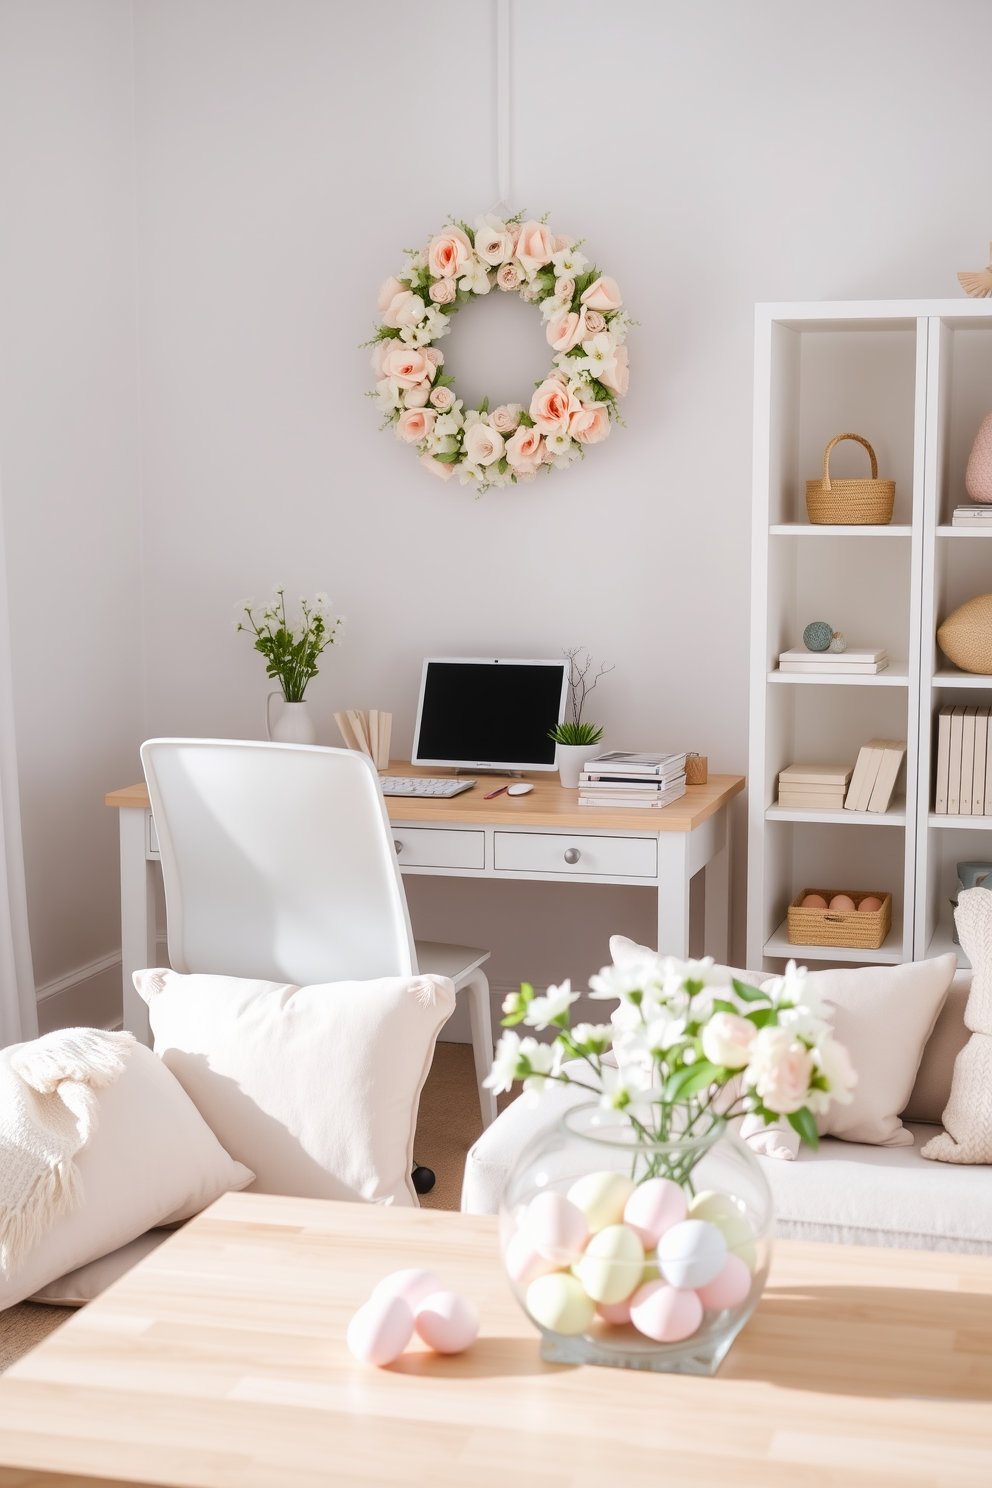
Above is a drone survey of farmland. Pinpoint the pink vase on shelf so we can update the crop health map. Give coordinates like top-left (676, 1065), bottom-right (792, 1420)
top-left (966, 412), bottom-right (992, 503)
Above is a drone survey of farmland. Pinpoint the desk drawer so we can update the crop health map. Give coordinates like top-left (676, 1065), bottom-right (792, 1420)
top-left (494, 832), bottom-right (657, 878)
top-left (392, 827), bottom-right (485, 870)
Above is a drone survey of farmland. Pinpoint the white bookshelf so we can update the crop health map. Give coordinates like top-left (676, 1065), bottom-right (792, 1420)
top-left (748, 299), bottom-right (992, 972)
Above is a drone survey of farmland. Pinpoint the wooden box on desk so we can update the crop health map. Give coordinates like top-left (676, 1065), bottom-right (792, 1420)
top-left (788, 889), bottom-right (892, 950)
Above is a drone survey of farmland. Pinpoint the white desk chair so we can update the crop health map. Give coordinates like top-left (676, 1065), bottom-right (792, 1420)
top-left (139, 739), bottom-right (496, 1129)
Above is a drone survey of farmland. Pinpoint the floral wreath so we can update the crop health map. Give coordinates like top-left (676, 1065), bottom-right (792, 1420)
top-left (368, 212), bottom-right (631, 493)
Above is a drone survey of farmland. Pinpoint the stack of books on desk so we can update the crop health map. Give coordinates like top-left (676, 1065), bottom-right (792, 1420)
top-left (777, 646), bottom-right (889, 675)
top-left (935, 706), bottom-right (992, 815)
top-left (777, 763), bottom-right (853, 810)
top-left (951, 505), bottom-right (992, 529)
top-left (578, 751), bottom-right (687, 809)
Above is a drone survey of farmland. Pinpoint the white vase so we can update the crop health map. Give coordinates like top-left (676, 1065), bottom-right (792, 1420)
top-left (265, 694), bottom-right (317, 745)
top-left (557, 743), bottom-right (592, 789)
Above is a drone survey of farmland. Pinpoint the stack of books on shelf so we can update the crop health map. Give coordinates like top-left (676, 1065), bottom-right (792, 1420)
top-left (778, 646), bottom-right (889, 676)
top-left (951, 505), bottom-right (992, 529)
top-left (935, 706), bottom-right (992, 815)
top-left (579, 751), bottom-right (687, 809)
top-left (776, 764), bottom-right (852, 810)
top-left (844, 739), bottom-right (907, 813)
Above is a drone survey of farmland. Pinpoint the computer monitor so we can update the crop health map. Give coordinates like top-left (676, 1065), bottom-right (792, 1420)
top-left (412, 658), bottom-right (569, 771)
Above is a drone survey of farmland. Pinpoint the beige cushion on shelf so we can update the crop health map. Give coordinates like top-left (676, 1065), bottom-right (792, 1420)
top-left (0, 1043), bottom-right (253, 1312)
top-left (923, 889), bottom-right (992, 1164)
top-left (134, 968), bottom-right (456, 1208)
top-left (902, 970), bottom-right (971, 1123)
top-left (30, 1229), bottom-right (171, 1308)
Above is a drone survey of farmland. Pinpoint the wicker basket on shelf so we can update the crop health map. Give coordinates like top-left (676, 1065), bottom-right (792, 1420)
top-left (805, 434), bottom-right (895, 525)
top-left (787, 889), bottom-right (892, 949)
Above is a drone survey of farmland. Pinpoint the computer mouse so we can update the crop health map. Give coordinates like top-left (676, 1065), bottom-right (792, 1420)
top-left (507, 782), bottom-right (534, 795)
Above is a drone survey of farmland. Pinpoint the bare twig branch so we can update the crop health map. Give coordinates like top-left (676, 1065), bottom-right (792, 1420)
top-left (563, 647), bottom-right (615, 725)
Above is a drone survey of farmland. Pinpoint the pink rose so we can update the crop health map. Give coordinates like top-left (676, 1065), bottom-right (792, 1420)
top-left (463, 421), bottom-right (505, 467)
top-left (530, 378), bottom-right (577, 435)
top-left (505, 425), bottom-right (545, 474)
top-left (427, 226), bottom-right (472, 279)
top-left (744, 1028), bottom-right (813, 1116)
top-left (569, 401), bottom-right (611, 444)
top-left (430, 385), bottom-right (455, 411)
top-left (552, 235), bottom-right (572, 253)
top-left (380, 289), bottom-right (425, 329)
top-left (429, 277), bottom-right (457, 305)
top-left (598, 344), bottom-right (629, 397)
top-left (377, 276), bottom-right (405, 314)
top-left (490, 404), bottom-right (522, 434)
top-left (423, 346), bottom-right (444, 367)
top-left (555, 277), bottom-right (576, 305)
top-left (379, 345), bottom-right (435, 389)
top-left (370, 340), bottom-right (394, 378)
top-left (547, 309), bottom-right (587, 354)
top-left (701, 1012), bottom-right (756, 1071)
top-left (515, 220), bottom-right (555, 275)
top-left (497, 262), bottom-right (521, 292)
top-left (396, 408), bottom-right (436, 444)
top-left (584, 310), bottom-right (606, 334)
top-left (474, 214), bottom-right (514, 266)
top-left (420, 452), bottom-right (458, 482)
top-left (580, 275), bottom-right (623, 312)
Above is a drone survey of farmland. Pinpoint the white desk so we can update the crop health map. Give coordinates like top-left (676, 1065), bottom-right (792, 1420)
top-left (106, 764), bottom-right (744, 1045)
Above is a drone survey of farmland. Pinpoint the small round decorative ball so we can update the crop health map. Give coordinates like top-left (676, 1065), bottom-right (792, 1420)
top-left (523, 1191), bottom-right (589, 1265)
top-left (573, 1223), bottom-right (644, 1304)
top-left (526, 1273), bottom-right (595, 1336)
top-left (567, 1171), bottom-right (636, 1235)
top-left (657, 1219), bottom-right (726, 1291)
top-left (803, 621), bottom-right (834, 652)
top-left (828, 632), bottom-right (847, 653)
top-left (623, 1178), bottom-right (687, 1250)
top-left (629, 1280), bottom-right (703, 1343)
top-left (414, 1291), bottom-right (479, 1354)
top-left (696, 1253), bottom-right (752, 1312)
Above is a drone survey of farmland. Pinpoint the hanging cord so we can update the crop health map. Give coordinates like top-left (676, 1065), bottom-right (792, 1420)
top-left (492, 0), bottom-right (511, 217)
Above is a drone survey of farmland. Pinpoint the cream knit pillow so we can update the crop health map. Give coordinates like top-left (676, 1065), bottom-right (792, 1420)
top-left (923, 889), bottom-right (992, 1164)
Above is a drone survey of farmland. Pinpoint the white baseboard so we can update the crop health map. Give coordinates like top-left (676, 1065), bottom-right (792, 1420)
top-left (36, 950), bottom-right (125, 1034)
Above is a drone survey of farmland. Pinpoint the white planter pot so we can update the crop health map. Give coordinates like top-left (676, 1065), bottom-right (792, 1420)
top-left (557, 743), bottom-right (593, 789)
top-left (265, 694), bottom-right (317, 745)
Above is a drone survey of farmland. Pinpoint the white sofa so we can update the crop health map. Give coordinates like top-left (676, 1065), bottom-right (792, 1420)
top-left (462, 971), bottom-right (992, 1255)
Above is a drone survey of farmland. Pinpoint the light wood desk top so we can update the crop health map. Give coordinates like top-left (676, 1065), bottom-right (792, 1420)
top-left (106, 764), bottom-right (744, 834)
top-left (1, 1193), bottom-right (991, 1488)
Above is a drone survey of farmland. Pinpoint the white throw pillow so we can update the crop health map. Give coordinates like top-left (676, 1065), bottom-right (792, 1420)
top-left (134, 968), bottom-right (456, 1208)
top-left (31, 1229), bottom-right (171, 1307)
top-left (0, 1042), bottom-right (253, 1311)
top-left (923, 889), bottom-right (992, 1164)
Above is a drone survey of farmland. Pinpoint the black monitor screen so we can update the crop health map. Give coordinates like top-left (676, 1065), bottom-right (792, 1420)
top-left (414, 660), bottom-right (567, 768)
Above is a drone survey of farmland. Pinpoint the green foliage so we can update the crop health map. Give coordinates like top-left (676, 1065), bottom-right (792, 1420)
top-left (549, 720), bottom-right (604, 746)
top-left (732, 978), bottom-right (767, 1004)
top-left (664, 1060), bottom-right (722, 1103)
top-left (237, 589), bottom-right (343, 703)
top-left (518, 411), bottom-right (535, 428)
top-left (787, 1107), bottom-right (819, 1150)
top-left (500, 982), bottom-right (535, 1027)
top-left (478, 396), bottom-right (490, 414)
top-left (434, 372), bottom-right (456, 388)
top-left (432, 449), bottom-right (461, 464)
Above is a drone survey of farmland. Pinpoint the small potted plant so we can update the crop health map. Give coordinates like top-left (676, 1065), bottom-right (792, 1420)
top-left (237, 588), bottom-right (343, 744)
top-left (551, 648), bottom-right (614, 788)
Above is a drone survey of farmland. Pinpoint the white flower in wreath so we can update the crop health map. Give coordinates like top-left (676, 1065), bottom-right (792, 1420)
top-left (404, 384), bottom-right (431, 408)
top-left (486, 468), bottom-right (515, 489)
top-left (433, 408), bottom-right (464, 437)
top-left (473, 214), bottom-right (515, 266)
top-left (462, 408), bottom-right (487, 431)
top-left (375, 377), bottom-right (405, 412)
top-left (576, 332), bottom-right (619, 384)
top-left (606, 309), bottom-right (632, 344)
top-left (458, 462), bottom-right (486, 486)
top-left (463, 421), bottom-right (506, 467)
top-left (399, 322), bottom-right (431, 347)
top-left (422, 306), bottom-right (451, 339)
top-left (551, 246), bottom-right (588, 277)
top-left (458, 258), bottom-right (492, 296)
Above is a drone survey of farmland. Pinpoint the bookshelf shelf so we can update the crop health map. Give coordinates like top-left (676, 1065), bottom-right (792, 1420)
top-left (764, 915), bottom-right (904, 966)
top-left (766, 798), bottom-right (906, 826)
top-left (749, 299), bottom-right (992, 973)
top-left (927, 923), bottom-right (970, 968)
top-left (767, 664), bottom-right (909, 687)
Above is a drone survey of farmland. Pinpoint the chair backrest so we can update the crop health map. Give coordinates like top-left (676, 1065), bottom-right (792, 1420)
top-left (140, 739), bottom-right (417, 986)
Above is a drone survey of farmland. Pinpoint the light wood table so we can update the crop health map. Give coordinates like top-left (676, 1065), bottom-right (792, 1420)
top-left (1, 1193), bottom-right (991, 1487)
top-left (106, 767), bottom-right (744, 1045)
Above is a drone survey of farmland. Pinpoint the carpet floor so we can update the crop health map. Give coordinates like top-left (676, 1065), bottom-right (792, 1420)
top-left (0, 1043), bottom-right (507, 1374)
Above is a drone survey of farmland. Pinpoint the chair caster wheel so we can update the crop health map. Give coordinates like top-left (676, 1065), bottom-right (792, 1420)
top-left (412, 1164), bottom-right (436, 1194)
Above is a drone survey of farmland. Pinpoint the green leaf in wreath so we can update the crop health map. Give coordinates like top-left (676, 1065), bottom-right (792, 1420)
top-left (432, 450), bottom-right (461, 464)
top-left (434, 372), bottom-right (456, 388)
top-left (732, 978), bottom-right (768, 1004)
top-left (787, 1107), bottom-right (819, 1150)
top-left (518, 411), bottom-right (535, 427)
top-left (497, 457), bottom-right (509, 474)
top-left (478, 396), bottom-right (489, 414)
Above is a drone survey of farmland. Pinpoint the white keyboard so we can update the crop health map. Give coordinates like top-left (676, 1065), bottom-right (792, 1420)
top-left (380, 776), bottom-right (476, 798)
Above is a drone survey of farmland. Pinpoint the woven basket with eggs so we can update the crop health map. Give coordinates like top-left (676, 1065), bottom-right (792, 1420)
top-left (787, 889), bottom-right (892, 949)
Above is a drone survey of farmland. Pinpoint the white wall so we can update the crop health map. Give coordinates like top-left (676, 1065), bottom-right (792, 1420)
top-left (2, 0), bottom-right (992, 1025)
top-left (0, 0), bottom-right (144, 1027)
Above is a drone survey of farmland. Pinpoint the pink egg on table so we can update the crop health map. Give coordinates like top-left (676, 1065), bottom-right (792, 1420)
top-left (695, 1253), bottom-right (752, 1312)
top-left (623, 1178), bottom-right (687, 1249)
top-left (347, 1294), bottom-right (414, 1366)
top-left (596, 1298), bottom-right (633, 1326)
top-left (505, 1229), bottom-right (560, 1286)
top-left (524, 1191), bottom-right (589, 1264)
top-left (370, 1268), bottom-right (444, 1311)
top-left (629, 1279), bottom-right (703, 1343)
top-left (858, 896), bottom-right (883, 913)
top-left (828, 894), bottom-right (856, 912)
top-left (414, 1291), bottom-right (479, 1354)
top-left (802, 893), bottom-right (827, 909)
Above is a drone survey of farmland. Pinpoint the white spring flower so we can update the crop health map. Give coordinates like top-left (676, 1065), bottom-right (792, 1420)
top-left (551, 246), bottom-right (588, 277)
top-left (458, 257), bottom-right (492, 296)
top-left (806, 1034), bottom-right (857, 1114)
top-left (599, 1062), bottom-right (662, 1112)
top-left (484, 1030), bottom-right (557, 1094)
top-left (570, 1023), bottom-right (613, 1053)
top-left (523, 980), bottom-right (580, 1031)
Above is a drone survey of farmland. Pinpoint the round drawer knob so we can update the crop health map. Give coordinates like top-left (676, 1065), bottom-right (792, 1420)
top-left (563, 847), bottom-right (581, 864)
top-left (394, 839), bottom-right (403, 855)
